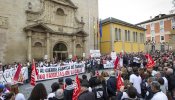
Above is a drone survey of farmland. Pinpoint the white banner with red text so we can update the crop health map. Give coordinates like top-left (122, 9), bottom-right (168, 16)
top-left (36, 63), bottom-right (85, 81)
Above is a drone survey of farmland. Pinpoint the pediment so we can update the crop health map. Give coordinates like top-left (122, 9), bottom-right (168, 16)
top-left (74, 29), bottom-right (88, 37)
top-left (50, 0), bottom-right (77, 9)
top-left (24, 23), bottom-right (55, 33)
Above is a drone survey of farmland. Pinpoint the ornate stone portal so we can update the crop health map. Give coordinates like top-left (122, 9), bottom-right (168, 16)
top-left (24, 0), bottom-right (88, 61)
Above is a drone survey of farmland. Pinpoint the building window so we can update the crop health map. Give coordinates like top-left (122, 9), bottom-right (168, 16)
top-left (151, 23), bottom-right (154, 30)
top-left (161, 36), bottom-right (164, 41)
top-left (34, 42), bottom-right (42, 47)
top-left (140, 33), bottom-right (144, 43)
top-left (136, 32), bottom-right (138, 42)
top-left (172, 17), bottom-right (175, 29)
top-left (125, 30), bottom-right (127, 41)
top-left (133, 32), bottom-right (135, 42)
top-left (128, 30), bottom-right (130, 41)
top-left (160, 20), bottom-right (164, 33)
top-left (151, 30), bottom-right (155, 37)
top-left (115, 28), bottom-right (121, 41)
top-left (125, 30), bottom-right (130, 41)
top-left (57, 8), bottom-right (65, 16)
top-left (119, 29), bottom-right (121, 40)
top-left (133, 32), bottom-right (138, 42)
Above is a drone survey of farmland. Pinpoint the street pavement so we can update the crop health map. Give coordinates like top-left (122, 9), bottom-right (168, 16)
top-left (19, 69), bottom-right (112, 99)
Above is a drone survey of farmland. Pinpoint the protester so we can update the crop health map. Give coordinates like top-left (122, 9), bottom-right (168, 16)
top-left (49, 89), bottom-right (64, 100)
top-left (15, 93), bottom-right (25, 100)
top-left (0, 84), bottom-right (5, 100)
top-left (166, 68), bottom-right (175, 99)
top-left (150, 81), bottom-right (168, 100)
top-left (48, 82), bottom-right (60, 99)
top-left (158, 78), bottom-right (166, 95)
top-left (81, 75), bottom-right (89, 88)
top-left (4, 92), bottom-right (15, 100)
top-left (107, 71), bottom-right (117, 99)
top-left (58, 78), bottom-right (64, 90)
top-left (129, 67), bottom-right (142, 96)
top-left (78, 83), bottom-right (96, 100)
top-left (117, 86), bottom-right (139, 100)
top-left (28, 83), bottom-right (47, 100)
top-left (63, 78), bottom-right (74, 100)
top-left (10, 84), bottom-right (19, 95)
top-left (89, 70), bottom-right (98, 88)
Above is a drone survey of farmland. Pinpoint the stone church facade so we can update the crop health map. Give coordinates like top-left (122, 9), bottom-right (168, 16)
top-left (0, 0), bottom-right (98, 63)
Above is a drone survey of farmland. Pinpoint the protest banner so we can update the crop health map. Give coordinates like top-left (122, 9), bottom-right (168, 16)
top-left (90, 50), bottom-right (101, 58)
top-left (36, 63), bottom-right (85, 81)
top-left (0, 67), bottom-right (28, 84)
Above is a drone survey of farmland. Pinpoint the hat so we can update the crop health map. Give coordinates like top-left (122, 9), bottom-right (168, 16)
top-left (0, 84), bottom-right (5, 89)
top-left (55, 89), bottom-right (64, 99)
top-left (65, 78), bottom-right (72, 85)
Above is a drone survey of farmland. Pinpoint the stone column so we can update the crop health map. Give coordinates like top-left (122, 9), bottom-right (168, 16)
top-left (72, 36), bottom-right (76, 56)
top-left (46, 33), bottom-right (50, 62)
top-left (83, 38), bottom-right (87, 53)
top-left (27, 31), bottom-right (32, 62)
top-left (110, 23), bottom-right (114, 51)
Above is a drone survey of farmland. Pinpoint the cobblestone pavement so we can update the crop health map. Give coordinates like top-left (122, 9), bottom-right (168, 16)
top-left (19, 69), bottom-right (112, 99)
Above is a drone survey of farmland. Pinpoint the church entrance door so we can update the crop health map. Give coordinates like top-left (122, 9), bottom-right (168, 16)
top-left (53, 43), bottom-right (68, 61)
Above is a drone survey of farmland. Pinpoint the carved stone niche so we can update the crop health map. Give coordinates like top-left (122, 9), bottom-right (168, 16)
top-left (0, 16), bottom-right (8, 29)
top-left (26, 11), bottom-right (41, 21)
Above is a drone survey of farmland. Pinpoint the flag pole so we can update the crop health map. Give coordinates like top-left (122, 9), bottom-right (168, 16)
top-left (93, 17), bottom-right (96, 50)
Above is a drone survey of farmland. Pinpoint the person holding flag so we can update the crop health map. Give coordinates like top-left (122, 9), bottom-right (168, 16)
top-left (64, 77), bottom-right (74, 100)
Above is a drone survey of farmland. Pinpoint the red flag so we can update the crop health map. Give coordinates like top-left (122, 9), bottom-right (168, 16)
top-left (117, 72), bottom-right (124, 91)
top-left (145, 54), bottom-right (155, 68)
top-left (114, 57), bottom-right (119, 70)
top-left (72, 75), bottom-right (81, 100)
top-left (13, 64), bottom-right (22, 82)
top-left (30, 59), bottom-right (38, 86)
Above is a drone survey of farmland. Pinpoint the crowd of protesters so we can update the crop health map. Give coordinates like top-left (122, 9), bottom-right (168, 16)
top-left (0, 50), bottom-right (175, 100)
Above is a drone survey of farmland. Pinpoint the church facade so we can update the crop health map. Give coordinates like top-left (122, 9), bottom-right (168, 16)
top-left (0, 0), bottom-right (98, 63)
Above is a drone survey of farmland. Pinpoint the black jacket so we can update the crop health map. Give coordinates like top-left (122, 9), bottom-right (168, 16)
top-left (92, 85), bottom-right (108, 100)
top-left (81, 79), bottom-right (90, 87)
top-left (78, 90), bottom-right (96, 100)
top-left (89, 76), bottom-right (98, 88)
top-left (63, 85), bottom-right (74, 100)
top-left (167, 74), bottom-right (175, 92)
top-left (107, 76), bottom-right (117, 97)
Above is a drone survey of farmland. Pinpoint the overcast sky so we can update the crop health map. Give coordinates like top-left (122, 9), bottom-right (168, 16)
top-left (99, 0), bottom-right (174, 24)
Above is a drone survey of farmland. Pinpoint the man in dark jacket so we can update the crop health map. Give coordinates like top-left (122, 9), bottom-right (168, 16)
top-left (78, 83), bottom-right (96, 100)
top-left (64, 78), bottom-right (74, 100)
top-left (166, 68), bottom-right (175, 98)
top-left (89, 70), bottom-right (98, 88)
top-left (81, 75), bottom-right (89, 87)
top-left (107, 71), bottom-right (117, 98)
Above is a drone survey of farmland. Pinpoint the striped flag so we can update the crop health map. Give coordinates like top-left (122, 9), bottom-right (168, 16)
top-left (117, 72), bottom-right (124, 91)
top-left (72, 74), bottom-right (81, 100)
top-left (13, 64), bottom-right (22, 82)
top-left (30, 59), bottom-right (38, 86)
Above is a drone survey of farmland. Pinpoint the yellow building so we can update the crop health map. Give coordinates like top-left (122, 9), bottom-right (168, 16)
top-left (100, 17), bottom-right (146, 54)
